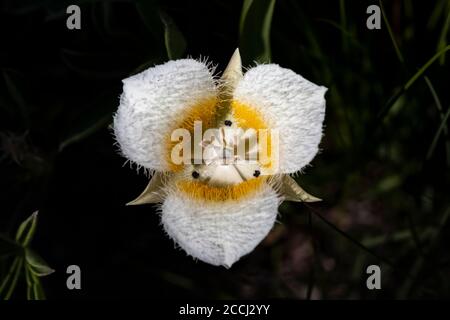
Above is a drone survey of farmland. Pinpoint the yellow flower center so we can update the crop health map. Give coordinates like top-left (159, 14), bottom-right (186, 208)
top-left (166, 99), bottom-right (275, 201)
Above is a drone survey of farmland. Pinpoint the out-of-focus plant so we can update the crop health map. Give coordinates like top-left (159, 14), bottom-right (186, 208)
top-left (0, 212), bottom-right (54, 300)
top-left (0, 0), bottom-right (449, 299)
top-left (239, 0), bottom-right (276, 64)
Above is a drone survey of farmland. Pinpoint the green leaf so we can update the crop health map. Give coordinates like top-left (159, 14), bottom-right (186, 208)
top-left (427, 104), bottom-right (450, 164)
top-left (317, 19), bottom-right (363, 50)
top-left (339, 0), bottom-right (348, 52)
top-left (25, 266), bottom-right (33, 300)
top-left (24, 262), bottom-right (32, 287)
top-left (239, 0), bottom-right (254, 35)
top-left (0, 233), bottom-right (22, 258)
top-left (160, 12), bottom-right (187, 60)
top-left (135, 0), bottom-right (164, 44)
top-left (15, 211), bottom-right (38, 247)
top-left (239, 0), bottom-right (276, 64)
top-left (59, 114), bottom-right (111, 152)
top-left (58, 90), bottom-right (117, 152)
top-left (25, 249), bottom-right (55, 277)
top-left (25, 265), bottom-right (46, 300)
top-left (32, 279), bottom-right (46, 300)
top-left (437, 8), bottom-right (450, 65)
top-left (428, 0), bottom-right (448, 29)
top-left (404, 45), bottom-right (450, 90)
top-left (379, 0), bottom-right (405, 64)
top-left (377, 45), bottom-right (450, 121)
top-left (424, 77), bottom-right (450, 165)
top-left (0, 256), bottom-right (23, 300)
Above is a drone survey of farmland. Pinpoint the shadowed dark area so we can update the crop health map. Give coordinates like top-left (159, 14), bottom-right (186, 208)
top-left (0, 0), bottom-right (449, 299)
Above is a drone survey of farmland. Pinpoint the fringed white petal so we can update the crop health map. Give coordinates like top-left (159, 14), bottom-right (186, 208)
top-left (234, 64), bottom-right (327, 173)
top-left (160, 185), bottom-right (280, 267)
top-left (113, 59), bottom-right (217, 171)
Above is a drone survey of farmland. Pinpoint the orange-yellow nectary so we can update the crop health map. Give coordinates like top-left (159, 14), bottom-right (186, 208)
top-left (166, 99), bottom-right (276, 201)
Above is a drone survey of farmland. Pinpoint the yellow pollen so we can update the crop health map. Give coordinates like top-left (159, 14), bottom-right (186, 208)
top-left (166, 97), bottom-right (219, 172)
top-left (231, 100), bottom-right (273, 168)
top-left (177, 177), bottom-right (267, 202)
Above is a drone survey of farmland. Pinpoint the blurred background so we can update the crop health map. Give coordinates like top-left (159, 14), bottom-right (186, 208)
top-left (0, 0), bottom-right (449, 299)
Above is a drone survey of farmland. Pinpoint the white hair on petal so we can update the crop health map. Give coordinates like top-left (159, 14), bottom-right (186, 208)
top-left (233, 64), bottom-right (327, 174)
top-left (158, 182), bottom-right (281, 267)
top-left (113, 59), bottom-right (218, 172)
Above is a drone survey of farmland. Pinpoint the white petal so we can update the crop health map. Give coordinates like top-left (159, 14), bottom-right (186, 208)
top-left (160, 184), bottom-right (280, 267)
top-left (113, 59), bottom-right (217, 171)
top-left (233, 64), bottom-right (327, 173)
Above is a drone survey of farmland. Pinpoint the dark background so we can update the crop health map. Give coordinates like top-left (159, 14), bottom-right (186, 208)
top-left (0, 0), bottom-right (449, 299)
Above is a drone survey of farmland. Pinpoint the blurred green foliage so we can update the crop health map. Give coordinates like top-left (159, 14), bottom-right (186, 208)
top-left (0, 212), bottom-right (54, 300)
top-left (0, 0), bottom-right (449, 299)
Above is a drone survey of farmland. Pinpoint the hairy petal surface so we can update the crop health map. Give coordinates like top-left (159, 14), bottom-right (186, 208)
top-left (114, 59), bottom-right (217, 171)
top-left (160, 184), bottom-right (280, 267)
top-left (233, 64), bottom-right (327, 173)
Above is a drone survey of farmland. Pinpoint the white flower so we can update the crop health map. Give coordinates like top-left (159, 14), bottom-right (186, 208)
top-left (113, 49), bottom-right (327, 267)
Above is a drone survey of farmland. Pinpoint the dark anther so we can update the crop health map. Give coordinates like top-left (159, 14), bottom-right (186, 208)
top-left (224, 120), bottom-right (232, 126)
top-left (192, 171), bottom-right (200, 179)
top-left (253, 170), bottom-right (261, 177)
